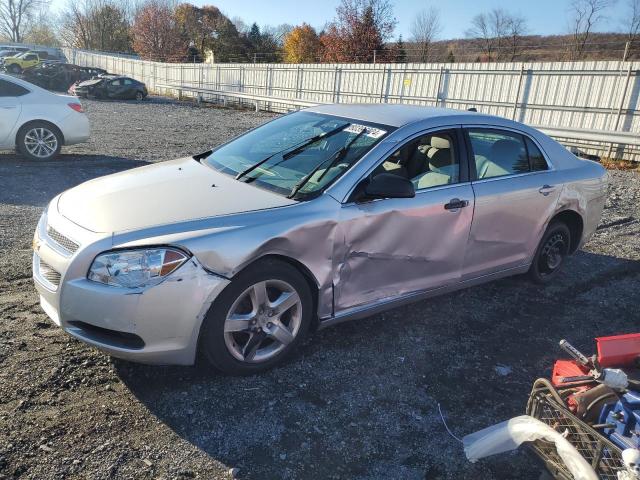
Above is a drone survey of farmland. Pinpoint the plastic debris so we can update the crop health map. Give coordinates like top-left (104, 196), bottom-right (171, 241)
top-left (463, 415), bottom-right (598, 480)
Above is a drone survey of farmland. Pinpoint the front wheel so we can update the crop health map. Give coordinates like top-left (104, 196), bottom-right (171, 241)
top-left (9, 64), bottom-right (21, 74)
top-left (135, 91), bottom-right (144, 101)
top-left (529, 222), bottom-right (571, 284)
top-left (16, 123), bottom-right (62, 161)
top-left (199, 259), bottom-right (313, 375)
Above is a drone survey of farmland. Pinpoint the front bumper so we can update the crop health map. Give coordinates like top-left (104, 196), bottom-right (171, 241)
top-left (32, 203), bottom-right (230, 365)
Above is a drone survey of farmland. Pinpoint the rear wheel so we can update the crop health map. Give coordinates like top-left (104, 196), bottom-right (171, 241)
top-left (529, 222), bottom-right (571, 284)
top-left (199, 259), bottom-right (313, 375)
top-left (16, 122), bottom-right (62, 161)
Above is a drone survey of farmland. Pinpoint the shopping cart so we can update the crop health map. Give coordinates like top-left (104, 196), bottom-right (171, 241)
top-left (526, 378), bottom-right (624, 479)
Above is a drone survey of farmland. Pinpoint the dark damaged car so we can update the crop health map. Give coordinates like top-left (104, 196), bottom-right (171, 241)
top-left (23, 63), bottom-right (107, 92)
top-left (71, 75), bottom-right (148, 101)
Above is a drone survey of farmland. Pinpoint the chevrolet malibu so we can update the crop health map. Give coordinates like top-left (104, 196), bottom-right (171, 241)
top-left (33, 104), bottom-right (607, 375)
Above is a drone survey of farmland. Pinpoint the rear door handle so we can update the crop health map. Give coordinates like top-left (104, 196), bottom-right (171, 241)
top-left (539, 184), bottom-right (556, 196)
top-left (444, 198), bottom-right (469, 210)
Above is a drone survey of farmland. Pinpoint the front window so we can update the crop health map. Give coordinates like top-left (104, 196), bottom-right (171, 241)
top-left (371, 130), bottom-right (460, 191)
top-left (202, 111), bottom-right (392, 199)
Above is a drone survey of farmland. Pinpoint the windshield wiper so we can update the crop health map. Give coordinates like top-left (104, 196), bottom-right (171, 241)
top-left (234, 123), bottom-right (349, 181)
top-left (287, 128), bottom-right (367, 199)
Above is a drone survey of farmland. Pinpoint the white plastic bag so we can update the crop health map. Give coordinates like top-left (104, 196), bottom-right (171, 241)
top-left (463, 415), bottom-right (598, 480)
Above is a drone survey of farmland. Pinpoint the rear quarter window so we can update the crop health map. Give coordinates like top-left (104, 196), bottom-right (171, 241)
top-left (525, 137), bottom-right (549, 171)
top-left (0, 79), bottom-right (29, 97)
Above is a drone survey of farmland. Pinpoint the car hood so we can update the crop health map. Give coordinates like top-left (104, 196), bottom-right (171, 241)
top-left (57, 157), bottom-right (297, 233)
top-left (76, 79), bottom-right (102, 87)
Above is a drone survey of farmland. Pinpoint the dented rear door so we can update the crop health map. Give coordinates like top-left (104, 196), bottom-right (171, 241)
top-left (333, 183), bottom-right (474, 311)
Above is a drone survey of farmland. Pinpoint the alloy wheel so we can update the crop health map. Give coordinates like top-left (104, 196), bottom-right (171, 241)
top-left (223, 279), bottom-right (302, 363)
top-left (24, 127), bottom-right (58, 159)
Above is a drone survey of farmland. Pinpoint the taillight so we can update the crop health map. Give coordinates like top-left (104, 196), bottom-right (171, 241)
top-left (68, 103), bottom-right (83, 113)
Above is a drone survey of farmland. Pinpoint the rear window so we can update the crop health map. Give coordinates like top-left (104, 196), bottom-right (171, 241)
top-left (0, 79), bottom-right (29, 97)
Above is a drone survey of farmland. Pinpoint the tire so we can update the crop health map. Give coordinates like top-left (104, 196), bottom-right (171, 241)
top-left (16, 122), bottom-right (63, 161)
top-left (528, 222), bottom-right (571, 284)
top-left (199, 258), bottom-right (313, 375)
top-left (135, 91), bottom-right (144, 101)
top-left (9, 64), bottom-right (21, 74)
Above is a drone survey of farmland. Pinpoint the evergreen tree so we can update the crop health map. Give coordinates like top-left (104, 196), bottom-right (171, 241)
top-left (248, 22), bottom-right (261, 50)
top-left (396, 34), bottom-right (407, 62)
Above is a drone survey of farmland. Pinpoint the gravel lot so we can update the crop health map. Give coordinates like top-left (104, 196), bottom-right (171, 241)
top-left (1, 97), bottom-right (640, 480)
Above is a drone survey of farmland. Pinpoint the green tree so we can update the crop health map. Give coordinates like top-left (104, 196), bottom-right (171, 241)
top-left (394, 34), bottom-right (407, 62)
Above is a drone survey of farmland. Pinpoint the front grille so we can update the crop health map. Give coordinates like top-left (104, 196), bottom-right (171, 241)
top-left (39, 259), bottom-right (61, 287)
top-left (47, 226), bottom-right (79, 254)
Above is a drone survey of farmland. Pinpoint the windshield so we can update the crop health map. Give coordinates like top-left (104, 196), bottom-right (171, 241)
top-left (202, 111), bottom-right (392, 199)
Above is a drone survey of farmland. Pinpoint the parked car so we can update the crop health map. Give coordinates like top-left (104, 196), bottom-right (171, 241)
top-left (0, 49), bottom-right (20, 59)
top-left (23, 63), bottom-right (107, 92)
top-left (3, 51), bottom-right (44, 73)
top-left (32, 104), bottom-right (607, 374)
top-left (72, 75), bottom-right (147, 100)
top-left (0, 46), bottom-right (29, 56)
top-left (0, 73), bottom-right (90, 160)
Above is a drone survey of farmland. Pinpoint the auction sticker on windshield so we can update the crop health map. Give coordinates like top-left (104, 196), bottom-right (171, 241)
top-left (344, 124), bottom-right (387, 139)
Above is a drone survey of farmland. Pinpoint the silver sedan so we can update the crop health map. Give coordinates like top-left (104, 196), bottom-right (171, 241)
top-left (32, 104), bottom-right (608, 374)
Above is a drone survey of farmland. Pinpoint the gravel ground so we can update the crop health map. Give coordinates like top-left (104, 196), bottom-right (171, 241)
top-left (1, 97), bottom-right (640, 480)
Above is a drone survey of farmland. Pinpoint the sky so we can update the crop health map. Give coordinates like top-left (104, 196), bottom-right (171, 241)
top-left (49, 0), bottom-right (630, 40)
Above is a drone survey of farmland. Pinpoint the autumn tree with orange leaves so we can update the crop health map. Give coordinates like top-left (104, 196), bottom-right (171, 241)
top-left (321, 0), bottom-right (396, 62)
top-left (132, 0), bottom-right (185, 61)
top-left (283, 23), bottom-right (322, 63)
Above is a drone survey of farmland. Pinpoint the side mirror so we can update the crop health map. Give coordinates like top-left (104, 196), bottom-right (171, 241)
top-left (364, 173), bottom-right (415, 199)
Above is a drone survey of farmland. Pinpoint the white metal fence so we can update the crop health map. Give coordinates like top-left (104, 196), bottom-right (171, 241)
top-left (64, 48), bottom-right (640, 161)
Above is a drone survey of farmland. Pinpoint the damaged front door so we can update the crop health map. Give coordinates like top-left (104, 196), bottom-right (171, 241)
top-left (333, 129), bottom-right (474, 312)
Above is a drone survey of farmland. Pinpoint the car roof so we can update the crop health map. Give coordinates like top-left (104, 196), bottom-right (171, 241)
top-left (306, 103), bottom-right (522, 130)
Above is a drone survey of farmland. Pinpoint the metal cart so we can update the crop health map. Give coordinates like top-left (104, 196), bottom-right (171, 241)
top-left (526, 379), bottom-right (624, 479)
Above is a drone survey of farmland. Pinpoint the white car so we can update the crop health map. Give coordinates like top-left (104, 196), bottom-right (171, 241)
top-left (0, 73), bottom-right (90, 160)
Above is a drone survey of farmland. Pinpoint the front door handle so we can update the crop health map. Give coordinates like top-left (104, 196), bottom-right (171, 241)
top-left (538, 184), bottom-right (556, 196)
top-left (0, 105), bottom-right (16, 109)
top-left (444, 198), bottom-right (469, 210)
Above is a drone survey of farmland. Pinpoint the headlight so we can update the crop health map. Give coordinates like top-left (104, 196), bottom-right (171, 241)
top-left (88, 248), bottom-right (189, 288)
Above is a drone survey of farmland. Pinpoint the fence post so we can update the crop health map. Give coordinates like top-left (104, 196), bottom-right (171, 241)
top-left (623, 41), bottom-right (630, 62)
top-left (373, 50), bottom-right (377, 64)
top-left (333, 66), bottom-right (342, 103)
top-left (266, 65), bottom-right (273, 111)
top-left (153, 62), bottom-right (157, 95)
top-left (512, 63), bottom-right (525, 120)
top-left (606, 63), bottom-right (634, 159)
top-left (435, 66), bottom-right (444, 107)
top-left (383, 66), bottom-right (392, 103)
top-left (179, 64), bottom-right (183, 100)
top-left (295, 66), bottom-right (302, 99)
